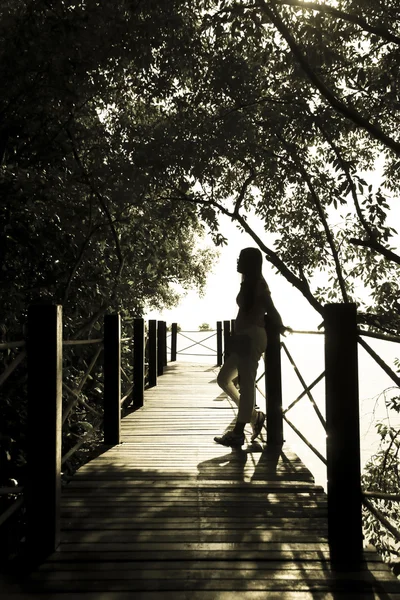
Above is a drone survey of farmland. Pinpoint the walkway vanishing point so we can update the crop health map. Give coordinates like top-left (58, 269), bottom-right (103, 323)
top-left (3, 361), bottom-right (400, 599)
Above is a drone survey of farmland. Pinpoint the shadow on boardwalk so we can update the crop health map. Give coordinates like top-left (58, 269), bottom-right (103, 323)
top-left (2, 361), bottom-right (399, 598)
top-left (2, 458), bottom-right (396, 598)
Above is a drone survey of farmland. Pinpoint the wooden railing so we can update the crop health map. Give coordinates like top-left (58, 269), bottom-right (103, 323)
top-left (1, 302), bottom-right (399, 568)
top-left (0, 308), bottom-right (169, 564)
top-left (253, 303), bottom-right (399, 566)
top-left (169, 325), bottom-right (221, 363)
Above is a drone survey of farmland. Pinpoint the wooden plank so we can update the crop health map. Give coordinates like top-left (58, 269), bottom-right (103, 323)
top-left (59, 531), bottom-right (329, 543)
top-left (21, 578), bottom-right (400, 593)
top-left (43, 549), bottom-right (385, 563)
top-left (3, 593), bottom-right (400, 600)
top-left (36, 560), bottom-right (393, 573)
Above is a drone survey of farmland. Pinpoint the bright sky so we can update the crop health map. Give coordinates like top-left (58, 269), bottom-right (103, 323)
top-left (147, 211), bottom-right (320, 331)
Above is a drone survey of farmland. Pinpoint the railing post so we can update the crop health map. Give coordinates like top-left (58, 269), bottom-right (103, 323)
top-left (223, 320), bottom-right (231, 361)
top-left (162, 321), bottom-right (167, 367)
top-left (104, 314), bottom-right (121, 445)
top-left (265, 316), bottom-right (284, 446)
top-left (132, 318), bottom-right (145, 409)
top-left (216, 321), bottom-right (223, 366)
top-left (157, 321), bottom-right (164, 376)
top-left (231, 319), bottom-right (236, 335)
top-left (171, 323), bottom-right (178, 362)
top-left (27, 304), bottom-right (62, 562)
top-left (324, 302), bottom-right (362, 565)
top-left (148, 319), bottom-right (157, 388)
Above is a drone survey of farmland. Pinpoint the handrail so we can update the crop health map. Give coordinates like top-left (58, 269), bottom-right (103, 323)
top-left (282, 371), bottom-right (326, 416)
top-left (0, 340), bottom-right (25, 350)
top-left (4, 306), bottom-right (398, 563)
top-left (282, 413), bottom-right (327, 466)
top-left (63, 382), bottom-right (103, 418)
top-left (288, 329), bottom-right (324, 335)
top-left (290, 326), bottom-right (400, 345)
top-left (62, 345), bottom-right (103, 424)
top-left (63, 338), bottom-right (103, 346)
top-left (2, 336), bottom-right (131, 349)
top-left (358, 328), bottom-right (400, 344)
top-left (281, 342), bottom-right (326, 429)
top-left (178, 330), bottom-right (217, 334)
top-left (0, 497), bottom-right (24, 529)
top-left (0, 487), bottom-right (23, 495)
top-left (0, 350), bottom-right (26, 387)
top-left (175, 330), bottom-right (218, 357)
top-left (1, 311), bottom-right (166, 559)
top-left (358, 336), bottom-right (400, 387)
top-left (121, 385), bottom-right (134, 406)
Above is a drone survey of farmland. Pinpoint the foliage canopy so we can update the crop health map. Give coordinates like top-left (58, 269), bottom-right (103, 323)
top-left (1, 0), bottom-right (399, 565)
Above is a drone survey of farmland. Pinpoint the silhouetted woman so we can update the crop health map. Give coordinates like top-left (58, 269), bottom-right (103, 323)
top-left (214, 247), bottom-right (284, 448)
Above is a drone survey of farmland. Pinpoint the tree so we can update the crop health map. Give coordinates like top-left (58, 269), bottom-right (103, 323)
top-left (0, 0), bottom-right (217, 506)
top-left (0, 1), bottom-right (216, 337)
top-left (199, 323), bottom-right (212, 331)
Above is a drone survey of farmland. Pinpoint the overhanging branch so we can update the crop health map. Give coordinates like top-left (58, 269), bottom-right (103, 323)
top-left (172, 190), bottom-right (324, 316)
top-left (349, 238), bottom-right (400, 266)
top-left (269, 0), bottom-right (400, 47)
top-left (277, 134), bottom-right (349, 302)
top-left (66, 127), bottom-right (124, 270)
top-left (258, 1), bottom-right (400, 157)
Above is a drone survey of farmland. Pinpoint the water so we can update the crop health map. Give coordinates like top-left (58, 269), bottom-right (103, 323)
top-left (169, 330), bottom-right (400, 490)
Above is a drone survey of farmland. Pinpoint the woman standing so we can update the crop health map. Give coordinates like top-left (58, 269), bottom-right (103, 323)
top-left (214, 247), bottom-right (284, 448)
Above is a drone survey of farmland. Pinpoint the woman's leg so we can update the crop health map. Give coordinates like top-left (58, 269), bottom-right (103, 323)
top-left (215, 328), bottom-right (266, 446)
top-left (216, 353), bottom-right (240, 408)
top-left (236, 352), bottom-right (259, 424)
top-left (237, 327), bottom-right (267, 424)
top-left (215, 353), bottom-right (245, 447)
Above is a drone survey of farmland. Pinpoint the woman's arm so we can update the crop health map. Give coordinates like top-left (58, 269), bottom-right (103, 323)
top-left (265, 292), bottom-right (286, 334)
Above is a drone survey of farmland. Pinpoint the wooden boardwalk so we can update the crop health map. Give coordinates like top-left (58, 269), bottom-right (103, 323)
top-left (2, 362), bottom-right (400, 598)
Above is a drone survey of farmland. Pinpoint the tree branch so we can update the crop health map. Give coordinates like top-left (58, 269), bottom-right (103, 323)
top-left (232, 210), bottom-right (323, 315)
top-left (233, 169), bottom-right (255, 217)
top-left (66, 128), bottom-right (126, 339)
top-left (62, 223), bottom-right (102, 305)
top-left (172, 190), bottom-right (324, 316)
top-left (268, 0), bottom-right (400, 47)
top-left (278, 135), bottom-right (349, 302)
top-left (313, 115), bottom-right (374, 238)
top-left (349, 238), bottom-right (400, 266)
top-left (258, 1), bottom-right (400, 157)
top-left (66, 127), bottom-right (125, 272)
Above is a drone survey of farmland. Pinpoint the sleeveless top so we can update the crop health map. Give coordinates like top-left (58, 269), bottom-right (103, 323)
top-left (235, 277), bottom-right (270, 332)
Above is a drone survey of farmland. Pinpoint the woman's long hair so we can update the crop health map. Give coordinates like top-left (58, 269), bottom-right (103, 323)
top-left (239, 248), bottom-right (263, 312)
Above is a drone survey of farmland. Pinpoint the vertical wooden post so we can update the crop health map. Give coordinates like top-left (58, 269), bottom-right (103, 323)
top-left (27, 304), bottom-right (62, 561)
top-left (162, 321), bottom-right (167, 367)
top-left (223, 320), bottom-right (231, 361)
top-left (231, 319), bottom-right (236, 335)
top-left (324, 303), bottom-right (362, 565)
top-left (132, 318), bottom-right (145, 408)
top-left (265, 316), bottom-right (284, 445)
top-left (104, 314), bottom-right (121, 445)
top-left (216, 321), bottom-right (223, 366)
top-left (157, 321), bottom-right (164, 376)
top-left (171, 323), bottom-right (178, 362)
top-left (148, 319), bottom-right (157, 388)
